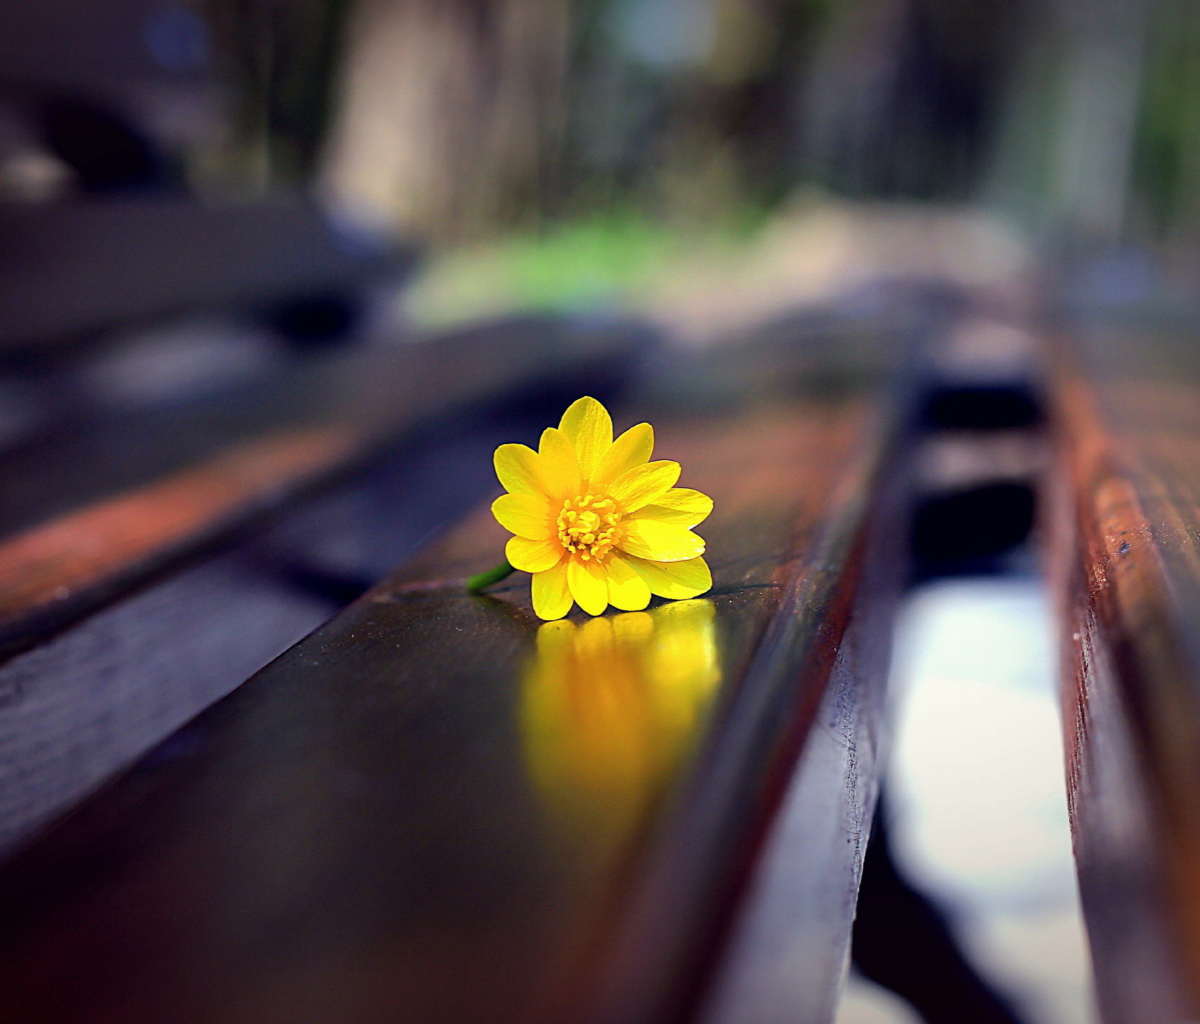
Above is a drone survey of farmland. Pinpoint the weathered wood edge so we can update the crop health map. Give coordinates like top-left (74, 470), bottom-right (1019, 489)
top-left (699, 419), bottom-right (905, 1024)
top-left (1047, 341), bottom-right (1200, 1022)
top-left (586, 400), bottom-right (901, 1024)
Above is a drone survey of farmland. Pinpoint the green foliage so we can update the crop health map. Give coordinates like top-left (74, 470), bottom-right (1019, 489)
top-left (1133, 3), bottom-right (1200, 236)
top-left (406, 205), bottom-right (768, 326)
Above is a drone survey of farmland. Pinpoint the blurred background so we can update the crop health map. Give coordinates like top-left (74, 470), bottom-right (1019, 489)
top-left (3, 0), bottom-right (1198, 325)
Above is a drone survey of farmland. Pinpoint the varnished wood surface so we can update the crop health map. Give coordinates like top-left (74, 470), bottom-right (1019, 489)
top-left (1050, 316), bottom-right (1200, 1022)
top-left (0, 315), bottom-right (640, 657)
top-left (699, 430), bottom-right (902, 1024)
top-left (0, 340), bottom-right (900, 1023)
top-left (0, 413), bottom-right (537, 858)
top-left (0, 427), bottom-right (356, 645)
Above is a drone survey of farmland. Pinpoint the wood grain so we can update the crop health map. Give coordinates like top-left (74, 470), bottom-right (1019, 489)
top-left (0, 427), bottom-right (357, 643)
top-left (1050, 339), bottom-right (1200, 1022)
top-left (0, 414), bottom-right (532, 860)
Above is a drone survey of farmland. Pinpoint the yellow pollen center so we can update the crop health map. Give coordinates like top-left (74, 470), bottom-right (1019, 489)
top-left (557, 494), bottom-right (623, 563)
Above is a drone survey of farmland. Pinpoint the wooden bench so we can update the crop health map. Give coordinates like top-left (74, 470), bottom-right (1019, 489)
top-left (0, 319), bottom-right (905, 1023)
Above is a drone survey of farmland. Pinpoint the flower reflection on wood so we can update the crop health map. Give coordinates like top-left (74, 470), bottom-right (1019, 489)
top-left (520, 599), bottom-right (721, 842)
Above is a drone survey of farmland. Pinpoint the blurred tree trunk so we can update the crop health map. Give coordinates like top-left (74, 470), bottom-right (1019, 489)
top-left (1130, 1), bottom-right (1200, 241)
top-left (320, 0), bottom-right (571, 241)
top-left (202, 0), bottom-right (356, 191)
top-left (986, 0), bottom-right (1150, 237)
top-left (802, 0), bottom-right (1023, 201)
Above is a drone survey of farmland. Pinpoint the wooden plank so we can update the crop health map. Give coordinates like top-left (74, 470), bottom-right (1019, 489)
top-left (0, 427), bottom-right (356, 635)
top-left (0, 335), bottom-right (900, 1023)
top-left (0, 315), bottom-right (641, 657)
top-left (1049, 319), bottom-right (1200, 1022)
top-left (695, 453), bottom-right (901, 1024)
top-left (0, 412), bottom-right (538, 858)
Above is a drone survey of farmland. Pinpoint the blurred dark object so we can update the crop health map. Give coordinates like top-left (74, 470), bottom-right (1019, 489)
top-left (0, 0), bottom-right (210, 198)
top-left (0, 200), bottom-right (408, 353)
top-left (0, 0), bottom-right (359, 206)
top-left (919, 384), bottom-right (1043, 431)
top-left (909, 317), bottom-right (1046, 579)
top-left (202, 0), bottom-right (354, 184)
top-left (0, 0), bottom-right (410, 357)
top-left (265, 291), bottom-right (363, 350)
top-left (805, 0), bottom-right (1023, 200)
top-left (853, 808), bottom-right (1026, 1024)
top-left (912, 481), bottom-right (1036, 567)
top-left (40, 95), bottom-right (168, 192)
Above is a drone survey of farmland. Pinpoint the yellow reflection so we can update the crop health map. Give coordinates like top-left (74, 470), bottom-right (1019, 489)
top-left (520, 600), bottom-right (721, 842)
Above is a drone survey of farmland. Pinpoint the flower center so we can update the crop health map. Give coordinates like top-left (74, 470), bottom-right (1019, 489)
top-left (557, 493), bottom-right (623, 562)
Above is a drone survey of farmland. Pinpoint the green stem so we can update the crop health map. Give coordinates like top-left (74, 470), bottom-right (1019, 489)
top-left (467, 559), bottom-right (516, 593)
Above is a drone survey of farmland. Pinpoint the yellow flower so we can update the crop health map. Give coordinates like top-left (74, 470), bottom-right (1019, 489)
top-left (492, 396), bottom-right (713, 620)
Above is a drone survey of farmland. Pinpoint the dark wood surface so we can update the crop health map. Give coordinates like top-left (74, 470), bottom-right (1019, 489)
top-left (1050, 313), bottom-right (1200, 1022)
top-left (0, 312), bottom-right (643, 859)
top-left (698, 423), bottom-right (903, 1024)
top-left (0, 412), bottom-right (528, 857)
top-left (0, 331), bottom-right (901, 1023)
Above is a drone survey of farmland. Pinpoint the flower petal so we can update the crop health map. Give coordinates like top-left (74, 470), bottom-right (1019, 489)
top-left (567, 556), bottom-right (609, 616)
top-left (592, 422), bottom-right (653, 489)
top-left (494, 443), bottom-right (542, 495)
top-left (506, 535), bottom-right (563, 573)
top-left (629, 488), bottom-right (713, 528)
top-left (538, 427), bottom-right (582, 500)
top-left (625, 555), bottom-right (712, 599)
top-left (608, 460), bottom-right (680, 513)
top-left (617, 519), bottom-right (705, 561)
top-left (492, 493), bottom-right (554, 540)
top-left (532, 559), bottom-right (573, 620)
top-left (606, 554), bottom-right (652, 611)
top-left (559, 397), bottom-right (612, 481)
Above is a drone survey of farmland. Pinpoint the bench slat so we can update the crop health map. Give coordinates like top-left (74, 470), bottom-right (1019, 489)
top-left (1051, 324), bottom-right (1200, 1021)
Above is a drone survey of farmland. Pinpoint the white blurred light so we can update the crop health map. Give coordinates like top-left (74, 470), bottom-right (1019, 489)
top-left (884, 579), bottom-right (1097, 1024)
